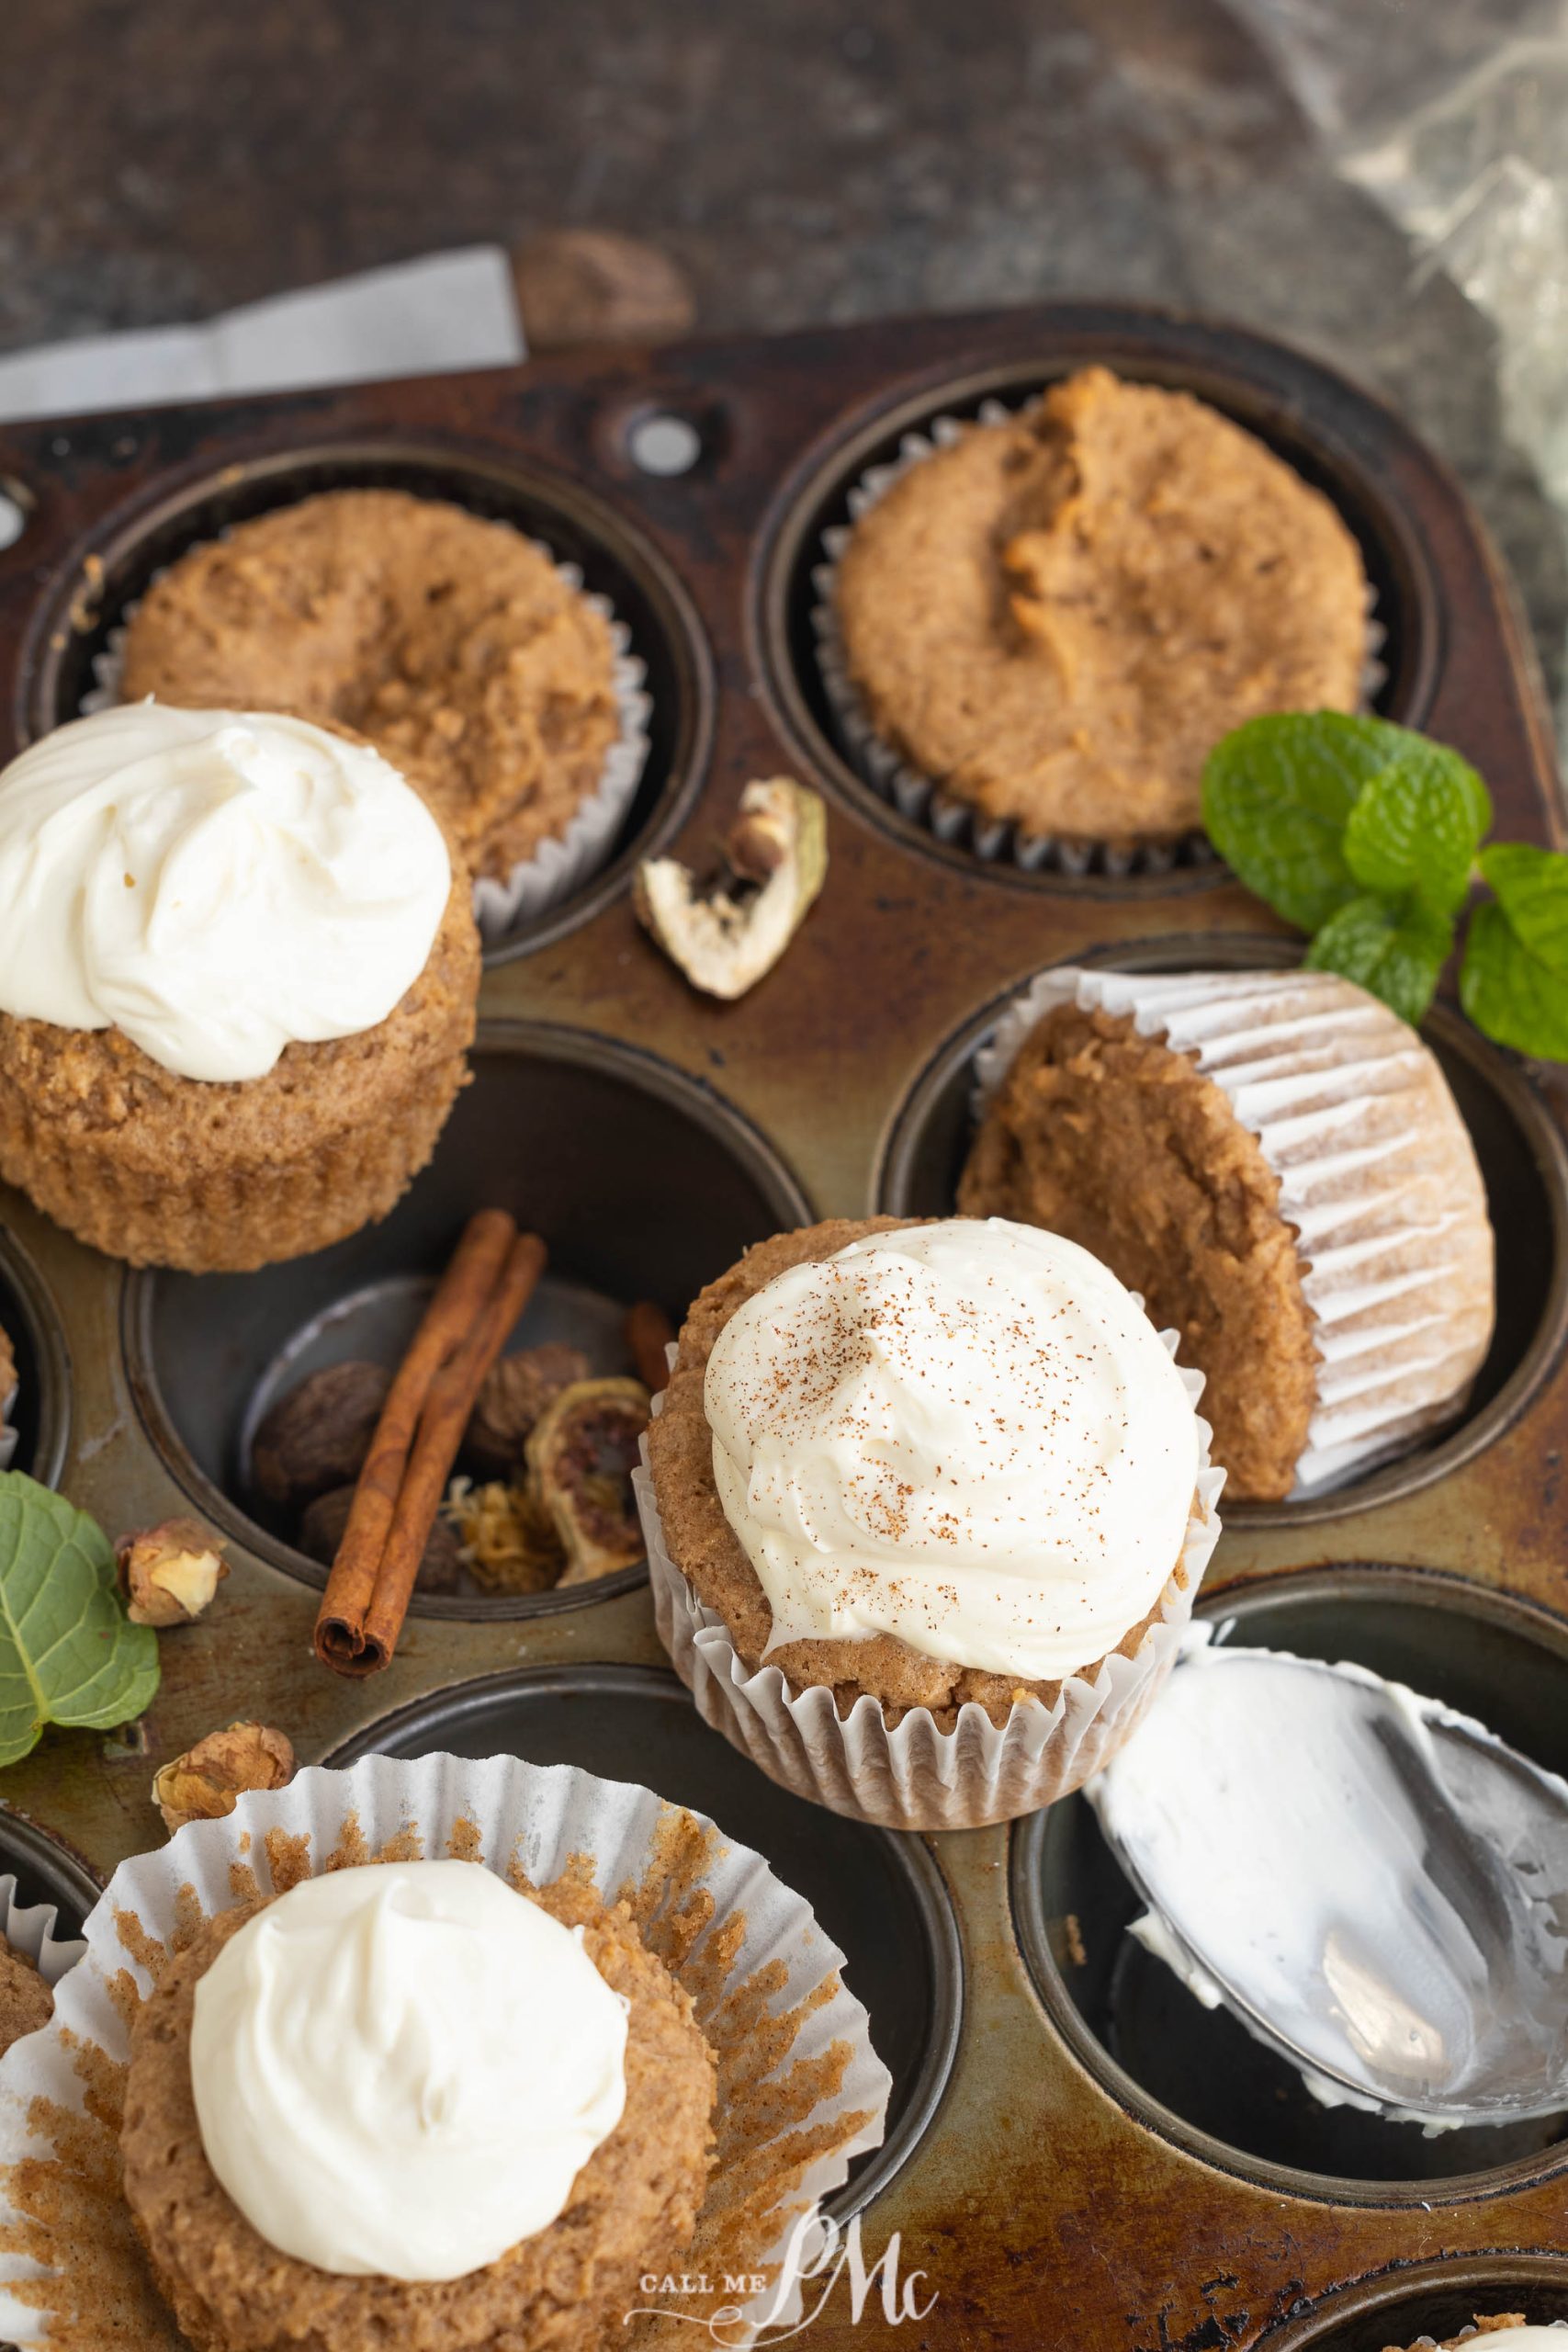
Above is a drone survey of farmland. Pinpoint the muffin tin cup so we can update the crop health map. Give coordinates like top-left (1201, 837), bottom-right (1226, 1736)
top-left (810, 393), bottom-right (1382, 880)
top-left (633, 1340), bottom-right (1224, 1832)
top-left (0, 1751), bottom-right (894, 2348)
top-left (973, 963), bottom-right (1497, 1498)
top-left (1012, 1563), bottom-right (1568, 2204)
top-left (85, 537), bottom-right (653, 947)
top-left (1256, 2254), bottom-right (1568, 2351)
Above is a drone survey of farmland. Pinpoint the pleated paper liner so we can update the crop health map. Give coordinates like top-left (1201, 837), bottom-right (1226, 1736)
top-left (974, 966), bottom-right (1496, 1497)
top-left (0, 1752), bottom-right (892, 2350)
top-left (811, 392), bottom-right (1385, 878)
top-left (83, 536), bottom-right (652, 946)
top-left (635, 1340), bottom-right (1224, 1833)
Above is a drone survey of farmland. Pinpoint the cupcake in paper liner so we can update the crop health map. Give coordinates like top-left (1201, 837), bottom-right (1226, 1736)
top-left (960, 965), bottom-right (1496, 1502)
top-left (0, 1752), bottom-right (891, 2352)
top-left (85, 487), bottom-right (652, 944)
top-left (637, 1215), bottom-right (1224, 1833)
top-left (813, 366), bottom-right (1381, 877)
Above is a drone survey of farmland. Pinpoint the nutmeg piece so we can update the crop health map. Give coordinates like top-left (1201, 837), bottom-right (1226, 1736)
top-left (152, 1721), bottom-right (295, 1835)
top-left (116, 1517), bottom-right (229, 1628)
top-left (463, 1343), bottom-right (592, 1481)
top-left (250, 1360), bottom-right (391, 1509)
top-left (299, 1484), bottom-right (465, 1594)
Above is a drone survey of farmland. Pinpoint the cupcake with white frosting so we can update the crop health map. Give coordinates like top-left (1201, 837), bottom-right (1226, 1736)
top-left (0, 1753), bottom-right (891, 2352)
top-left (0, 702), bottom-right (479, 1271)
top-left (637, 1215), bottom-right (1223, 1829)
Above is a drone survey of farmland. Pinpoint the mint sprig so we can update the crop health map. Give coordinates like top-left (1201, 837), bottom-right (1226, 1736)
top-left (0, 1472), bottom-right (160, 1766)
top-left (1202, 711), bottom-right (1568, 1057)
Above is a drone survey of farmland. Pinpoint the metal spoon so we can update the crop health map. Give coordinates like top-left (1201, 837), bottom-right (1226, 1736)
top-left (1086, 1638), bottom-right (1568, 2128)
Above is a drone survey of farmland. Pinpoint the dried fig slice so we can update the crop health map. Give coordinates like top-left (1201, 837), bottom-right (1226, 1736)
top-left (634, 777), bottom-right (827, 1000)
top-left (525, 1376), bottom-right (652, 1585)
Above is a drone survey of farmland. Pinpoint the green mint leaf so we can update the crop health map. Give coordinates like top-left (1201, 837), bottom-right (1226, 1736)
top-left (1304, 891), bottom-right (1452, 1028)
top-left (1475, 842), bottom-right (1568, 981)
top-left (1342, 741), bottom-right (1491, 914)
top-left (1201, 712), bottom-right (1415, 933)
top-left (1461, 895), bottom-right (1568, 1060)
top-left (0, 1472), bottom-right (160, 1768)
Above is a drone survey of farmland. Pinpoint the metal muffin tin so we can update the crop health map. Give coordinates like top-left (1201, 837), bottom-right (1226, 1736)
top-left (0, 302), bottom-right (1565, 2349)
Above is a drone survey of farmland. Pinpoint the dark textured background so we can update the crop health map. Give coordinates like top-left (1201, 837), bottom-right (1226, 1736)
top-left (3, 0), bottom-right (1562, 700)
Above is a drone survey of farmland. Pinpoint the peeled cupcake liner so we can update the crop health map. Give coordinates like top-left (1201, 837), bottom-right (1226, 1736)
top-left (634, 1347), bottom-right (1224, 1834)
top-left (0, 1752), bottom-right (891, 2349)
top-left (82, 537), bottom-right (652, 946)
top-left (974, 966), bottom-right (1498, 1498)
top-left (810, 393), bottom-right (1385, 878)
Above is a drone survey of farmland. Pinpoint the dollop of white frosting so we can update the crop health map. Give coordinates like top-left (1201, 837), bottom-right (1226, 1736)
top-left (0, 702), bottom-right (450, 1081)
top-left (704, 1217), bottom-right (1201, 1680)
top-left (189, 1860), bottom-right (628, 2281)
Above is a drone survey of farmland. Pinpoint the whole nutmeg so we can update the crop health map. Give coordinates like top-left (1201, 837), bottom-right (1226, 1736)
top-left (300, 1485), bottom-right (465, 1594)
top-left (251, 1360), bottom-right (390, 1510)
top-left (116, 1518), bottom-right (228, 1628)
top-left (152, 1721), bottom-right (295, 1835)
top-left (464, 1343), bottom-right (591, 1480)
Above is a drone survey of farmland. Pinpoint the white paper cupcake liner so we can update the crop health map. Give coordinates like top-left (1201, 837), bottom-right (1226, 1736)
top-left (0, 1870), bottom-right (85, 1992)
top-left (812, 393), bottom-right (1384, 878)
top-left (82, 536), bottom-right (651, 945)
top-left (635, 1339), bottom-right (1223, 1833)
top-left (0, 1752), bottom-right (891, 2350)
top-left (975, 967), bottom-right (1497, 1497)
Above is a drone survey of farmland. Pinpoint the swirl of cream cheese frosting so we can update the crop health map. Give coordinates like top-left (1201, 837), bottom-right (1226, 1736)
top-left (704, 1217), bottom-right (1202, 1681)
top-left (188, 1860), bottom-right (628, 2281)
top-left (0, 702), bottom-right (450, 1083)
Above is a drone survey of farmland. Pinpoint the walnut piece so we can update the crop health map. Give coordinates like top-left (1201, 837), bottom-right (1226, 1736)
top-left (152, 1722), bottom-right (295, 1835)
top-left (115, 1518), bottom-right (229, 1628)
top-left (251, 1360), bottom-right (391, 1509)
top-left (300, 1484), bottom-right (464, 1594)
top-left (463, 1343), bottom-right (591, 1480)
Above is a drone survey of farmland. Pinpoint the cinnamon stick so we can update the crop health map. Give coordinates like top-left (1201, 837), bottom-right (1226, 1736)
top-left (355, 1230), bottom-right (547, 1670)
top-left (313, 1212), bottom-right (542, 1675)
top-left (624, 1299), bottom-right (676, 1392)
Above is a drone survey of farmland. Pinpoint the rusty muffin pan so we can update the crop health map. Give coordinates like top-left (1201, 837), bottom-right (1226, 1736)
top-left (0, 302), bottom-right (1566, 2350)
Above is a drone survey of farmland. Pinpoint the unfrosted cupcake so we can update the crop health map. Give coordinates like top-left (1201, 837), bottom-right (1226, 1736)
top-left (640, 1214), bottom-right (1222, 1829)
top-left (0, 703), bottom-right (479, 1272)
top-left (119, 490), bottom-right (622, 887)
top-left (959, 967), bottom-right (1495, 1501)
top-left (831, 365), bottom-right (1368, 851)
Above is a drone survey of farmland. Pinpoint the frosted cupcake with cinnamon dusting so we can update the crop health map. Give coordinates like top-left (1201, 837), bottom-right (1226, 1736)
top-left (640, 1215), bottom-right (1222, 1828)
